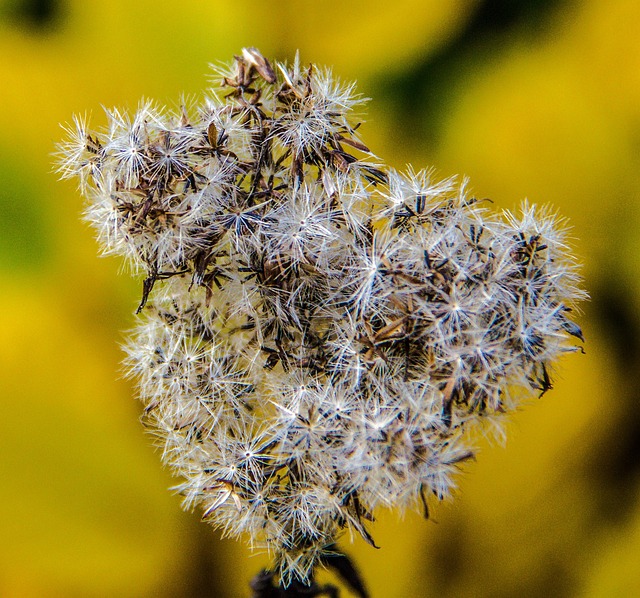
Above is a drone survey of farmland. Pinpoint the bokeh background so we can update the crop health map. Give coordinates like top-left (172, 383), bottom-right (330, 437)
top-left (1, 0), bottom-right (639, 596)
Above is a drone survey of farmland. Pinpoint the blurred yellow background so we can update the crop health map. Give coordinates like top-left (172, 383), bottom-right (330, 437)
top-left (1, 0), bottom-right (639, 596)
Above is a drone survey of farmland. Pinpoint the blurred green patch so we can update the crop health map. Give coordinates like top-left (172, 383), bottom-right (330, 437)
top-left (0, 149), bottom-right (51, 271)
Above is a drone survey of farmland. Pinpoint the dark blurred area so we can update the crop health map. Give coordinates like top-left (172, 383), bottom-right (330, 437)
top-left (4, 0), bottom-right (62, 29)
top-left (377, 0), bottom-right (565, 145)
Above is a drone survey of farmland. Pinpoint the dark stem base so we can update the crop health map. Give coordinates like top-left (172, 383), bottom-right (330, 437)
top-left (249, 551), bottom-right (369, 598)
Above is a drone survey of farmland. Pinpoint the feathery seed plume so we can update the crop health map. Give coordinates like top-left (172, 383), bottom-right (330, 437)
top-left (57, 48), bottom-right (586, 592)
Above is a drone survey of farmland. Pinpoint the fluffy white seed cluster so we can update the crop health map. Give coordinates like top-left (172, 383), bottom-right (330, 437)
top-left (57, 49), bottom-right (586, 585)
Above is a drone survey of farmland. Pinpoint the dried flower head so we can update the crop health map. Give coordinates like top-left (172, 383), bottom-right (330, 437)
top-left (57, 48), bottom-right (586, 588)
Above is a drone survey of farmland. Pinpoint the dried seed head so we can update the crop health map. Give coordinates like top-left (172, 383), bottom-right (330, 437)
top-left (57, 49), bottom-right (586, 587)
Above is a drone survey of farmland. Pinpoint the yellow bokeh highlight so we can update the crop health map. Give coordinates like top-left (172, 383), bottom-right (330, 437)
top-left (1, 0), bottom-right (639, 595)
